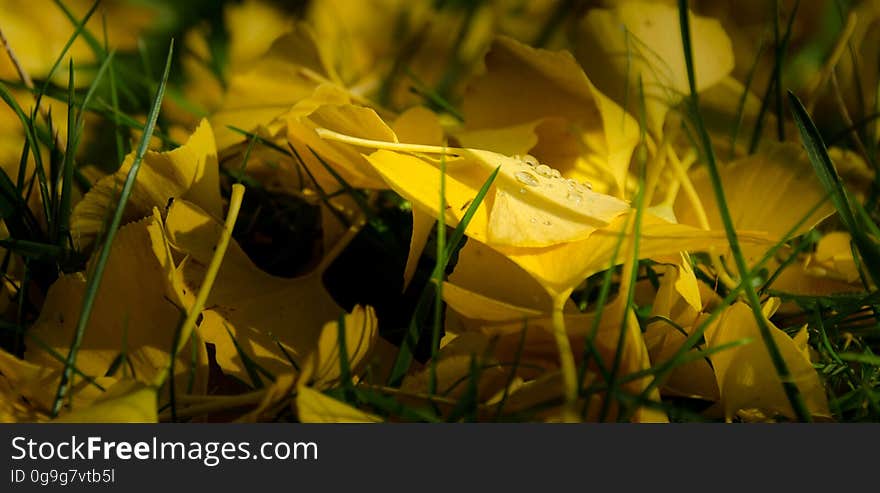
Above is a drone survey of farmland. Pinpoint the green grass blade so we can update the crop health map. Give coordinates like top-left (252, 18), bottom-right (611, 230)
top-left (52, 0), bottom-right (105, 59)
top-left (336, 313), bottom-right (355, 401)
top-left (387, 166), bottom-right (501, 386)
top-left (102, 12), bottom-right (126, 165)
top-left (748, 0), bottom-right (801, 153)
top-left (50, 40), bottom-right (175, 417)
top-left (494, 322), bottom-right (528, 420)
top-left (428, 149), bottom-right (447, 395)
top-left (34, 0), bottom-right (100, 110)
top-left (57, 50), bottom-right (115, 247)
top-left (679, 0), bottom-right (812, 421)
top-left (600, 77), bottom-right (648, 422)
top-left (789, 91), bottom-right (880, 286)
top-left (0, 165), bottom-right (41, 238)
top-left (0, 83), bottom-right (52, 230)
top-left (838, 352), bottom-right (880, 366)
top-left (0, 238), bottom-right (64, 261)
top-left (729, 39), bottom-right (766, 159)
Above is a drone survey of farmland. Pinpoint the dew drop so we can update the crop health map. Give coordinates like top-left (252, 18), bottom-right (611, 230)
top-left (566, 178), bottom-right (578, 190)
top-left (543, 219), bottom-right (552, 226)
top-left (566, 191), bottom-right (583, 204)
top-left (550, 169), bottom-right (562, 179)
top-left (515, 171), bottom-right (540, 187)
top-left (530, 217), bottom-right (538, 224)
top-left (583, 181), bottom-right (593, 190)
top-left (519, 188), bottom-right (527, 194)
top-left (522, 154), bottom-right (539, 167)
top-left (535, 164), bottom-right (553, 178)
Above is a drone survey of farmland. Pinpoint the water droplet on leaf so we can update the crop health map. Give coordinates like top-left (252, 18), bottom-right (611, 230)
top-left (535, 164), bottom-right (553, 178)
top-left (515, 171), bottom-right (540, 187)
top-left (522, 154), bottom-right (539, 167)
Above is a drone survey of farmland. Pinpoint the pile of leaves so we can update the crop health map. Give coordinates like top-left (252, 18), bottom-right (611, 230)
top-left (1, 0), bottom-right (879, 423)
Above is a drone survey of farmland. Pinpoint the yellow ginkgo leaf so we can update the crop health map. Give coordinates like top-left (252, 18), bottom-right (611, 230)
top-left (697, 76), bottom-right (791, 159)
top-left (223, 0), bottom-right (295, 68)
top-left (644, 256), bottom-right (719, 401)
top-left (209, 24), bottom-right (342, 149)
top-left (320, 128), bottom-right (767, 298)
top-left (392, 106), bottom-right (446, 146)
top-left (575, 1), bottom-right (734, 134)
top-left (703, 302), bottom-right (831, 421)
top-left (0, 0), bottom-right (157, 87)
top-left (308, 0), bottom-right (492, 108)
top-left (392, 107), bottom-right (447, 289)
top-left (237, 373), bottom-right (297, 423)
top-left (306, 0), bottom-right (414, 87)
top-left (445, 238), bottom-right (568, 318)
top-left (27, 212), bottom-right (205, 395)
top-left (174, 0), bottom-right (294, 126)
top-left (443, 281), bottom-right (544, 327)
top-left (285, 85), bottom-right (396, 191)
top-left (459, 36), bottom-right (641, 196)
top-left (764, 232), bottom-right (865, 306)
top-left (400, 331), bottom-right (509, 407)
top-left (53, 381), bottom-right (157, 423)
top-left (492, 209), bottom-right (768, 298)
top-left (810, 232), bottom-right (862, 284)
top-left (448, 301), bottom-right (667, 422)
top-left (163, 199), bottom-right (372, 386)
top-left (307, 305), bottom-right (378, 389)
top-left (71, 119), bottom-right (222, 248)
top-left (0, 347), bottom-right (113, 417)
top-left (348, 143), bottom-right (631, 249)
top-left (674, 142), bottom-right (837, 248)
top-left (296, 385), bottom-right (381, 423)
top-left (1, 377), bottom-right (46, 422)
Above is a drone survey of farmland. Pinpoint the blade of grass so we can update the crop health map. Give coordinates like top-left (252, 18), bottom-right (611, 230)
top-left (0, 238), bottom-right (65, 261)
top-left (57, 51), bottom-right (115, 247)
top-left (534, 0), bottom-right (577, 48)
top-left (599, 77), bottom-right (649, 422)
top-left (387, 166), bottom-right (501, 386)
top-left (56, 59), bottom-right (76, 245)
top-left (336, 313), bottom-right (355, 402)
top-left (0, 322), bottom-right (106, 392)
top-left (405, 69), bottom-right (464, 122)
top-left (34, 0), bottom-right (100, 111)
top-left (305, 146), bottom-right (378, 225)
top-left (0, 83), bottom-right (52, 231)
top-left (729, 39), bottom-right (766, 160)
top-left (748, 0), bottom-right (801, 153)
top-left (772, 0), bottom-right (785, 141)
top-left (494, 321), bottom-right (528, 420)
top-left (50, 40), bottom-right (175, 417)
top-left (0, 165), bottom-right (41, 238)
top-left (679, 0), bottom-right (812, 421)
top-left (789, 91), bottom-right (880, 287)
top-left (223, 324), bottom-right (268, 390)
top-left (285, 143), bottom-right (353, 228)
top-left (838, 352), bottom-right (880, 366)
top-left (102, 12), bottom-right (126, 165)
top-left (445, 354), bottom-right (481, 422)
top-left (428, 147), bottom-right (448, 395)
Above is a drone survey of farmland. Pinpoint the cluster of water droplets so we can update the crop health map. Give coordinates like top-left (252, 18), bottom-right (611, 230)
top-left (511, 154), bottom-right (593, 206)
